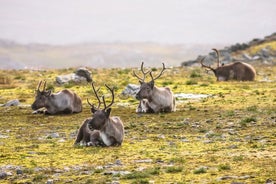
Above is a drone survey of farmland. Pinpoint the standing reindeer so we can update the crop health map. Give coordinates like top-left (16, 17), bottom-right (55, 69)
top-left (134, 62), bottom-right (176, 113)
top-left (200, 48), bottom-right (256, 81)
top-left (31, 81), bottom-right (82, 114)
top-left (74, 82), bottom-right (124, 146)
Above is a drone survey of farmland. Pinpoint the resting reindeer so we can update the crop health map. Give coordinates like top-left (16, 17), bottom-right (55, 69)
top-left (134, 62), bottom-right (176, 113)
top-left (31, 81), bottom-right (82, 114)
top-left (201, 48), bottom-right (256, 81)
top-left (74, 82), bottom-right (124, 146)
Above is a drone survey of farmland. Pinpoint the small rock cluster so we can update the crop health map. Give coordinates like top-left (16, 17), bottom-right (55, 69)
top-left (182, 32), bottom-right (276, 67)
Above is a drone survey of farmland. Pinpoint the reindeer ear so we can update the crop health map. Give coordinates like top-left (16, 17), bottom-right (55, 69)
top-left (46, 90), bottom-right (52, 96)
top-left (91, 106), bottom-right (97, 113)
top-left (149, 80), bottom-right (154, 89)
top-left (139, 80), bottom-right (143, 85)
top-left (106, 108), bottom-right (112, 117)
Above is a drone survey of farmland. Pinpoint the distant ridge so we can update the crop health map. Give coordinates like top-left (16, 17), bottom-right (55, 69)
top-left (181, 32), bottom-right (276, 67)
top-left (0, 40), bottom-right (223, 70)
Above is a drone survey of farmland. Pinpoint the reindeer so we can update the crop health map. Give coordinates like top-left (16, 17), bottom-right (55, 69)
top-left (134, 62), bottom-right (176, 113)
top-left (31, 81), bottom-right (82, 114)
top-left (200, 49), bottom-right (256, 81)
top-left (75, 82), bottom-right (124, 146)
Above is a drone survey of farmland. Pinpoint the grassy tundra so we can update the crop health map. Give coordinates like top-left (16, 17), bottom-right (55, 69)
top-left (0, 50), bottom-right (275, 183)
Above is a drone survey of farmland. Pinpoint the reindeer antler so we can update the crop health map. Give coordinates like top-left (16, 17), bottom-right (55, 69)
top-left (212, 48), bottom-right (220, 68)
top-left (42, 81), bottom-right (47, 91)
top-left (133, 62), bottom-right (151, 82)
top-left (102, 84), bottom-right (115, 110)
top-left (200, 56), bottom-right (215, 72)
top-left (87, 82), bottom-right (102, 109)
top-left (36, 80), bottom-right (47, 92)
top-left (149, 63), bottom-right (167, 81)
top-left (36, 81), bottom-right (43, 92)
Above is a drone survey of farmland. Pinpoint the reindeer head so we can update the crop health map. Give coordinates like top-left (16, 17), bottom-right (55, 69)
top-left (87, 82), bottom-right (114, 130)
top-left (200, 48), bottom-right (227, 81)
top-left (31, 81), bottom-right (52, 110)
top-left (134, 62), bottom-right (166, 100)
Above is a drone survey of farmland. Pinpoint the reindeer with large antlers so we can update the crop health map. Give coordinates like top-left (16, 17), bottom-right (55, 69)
top-left (31, 81), bottom-right (82, 114)
top-left (134, 62), bottom-right (176, 113)
top-left (74, 82), bottom-right (124, 146)
top-left (200, 49), bottom-right (256, 81)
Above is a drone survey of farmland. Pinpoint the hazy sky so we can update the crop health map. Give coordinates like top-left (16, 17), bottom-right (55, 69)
top-left (0, 0), bottom-right (275, 45)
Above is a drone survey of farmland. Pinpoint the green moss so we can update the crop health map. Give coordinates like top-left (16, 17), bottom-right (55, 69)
top-left (0, 64), bottom-right (275, 183)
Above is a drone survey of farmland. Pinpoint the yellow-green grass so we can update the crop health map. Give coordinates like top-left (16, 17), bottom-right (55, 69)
top-left (0, 63), bottom-right (275, 183)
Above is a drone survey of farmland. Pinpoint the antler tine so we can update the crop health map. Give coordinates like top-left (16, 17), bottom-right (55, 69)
top-left (90, 82), bottom-right (102, 109)
top-left (37, 81), bottom-right (43, 92)
top-left (43, 80), bottom-right (47, 91)
top-left (87, 98), bottom-right (94, 108)
top-left (212, 48), bottom-right (220, 68)
top-left (103, 84), bottom-right (115, 110)
top-left (150, 63), bottom-right (167, 81)
top-left (200, 56), bottom-right (214, 71)
top-left (133, 62), bottom-right (150, 82)
top-left (102, 95), bottom-right (106, 109)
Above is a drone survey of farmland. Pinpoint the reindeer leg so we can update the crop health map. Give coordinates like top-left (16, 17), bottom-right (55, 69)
top-left (87, 130), bottom-right (102, 146)
top-left (32, 109), bottom-right (46, 114)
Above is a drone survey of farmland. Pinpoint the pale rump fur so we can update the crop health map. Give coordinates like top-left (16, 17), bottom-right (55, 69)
top-left (32, 81), bottom-right (82, 115)
top-left (146, 86), bottom-right (175, 113)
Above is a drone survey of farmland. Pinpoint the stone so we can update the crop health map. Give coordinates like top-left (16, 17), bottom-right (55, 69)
top-left (75, 68), bottom-right (92, 82)
top-left (46, 179), bottom-right (54, 184)
top-left (3, 99), bottom-right (20, 107)
top-left (56, 73), bottom-right (87, 84)
top-left (0, 172), bottom-right (7, 179)
top-left (121, 84), bottom-right (140, 97)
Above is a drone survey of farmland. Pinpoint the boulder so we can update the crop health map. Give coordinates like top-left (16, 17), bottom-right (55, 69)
top-left (121, 84), bottom-right (140, 97)
top-left (75, 68), bottom-right (92, 82)
top-left (56, 73), bottom-right (87, 84)
top-left (3, 99), bottom-right (20, 107)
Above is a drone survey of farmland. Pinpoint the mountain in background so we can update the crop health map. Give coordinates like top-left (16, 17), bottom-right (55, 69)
top-left (0, 32), bottom-right (275, 70)
top-left (0, 40), bottom-right (224, 70)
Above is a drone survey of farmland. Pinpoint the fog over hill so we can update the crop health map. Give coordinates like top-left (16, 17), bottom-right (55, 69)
top-left (0, 41), bottom-right (225, 69)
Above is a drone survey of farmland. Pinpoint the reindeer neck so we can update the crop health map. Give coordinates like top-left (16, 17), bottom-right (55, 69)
top-left (148, 86), bottom-right (162, 103)
top-left (100, 118), bottom-right (110, 131)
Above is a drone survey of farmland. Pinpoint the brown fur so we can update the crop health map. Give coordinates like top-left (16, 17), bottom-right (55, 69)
top-left (75, 82), bottom-right (124, 147)
top-left (134, 63), bottom-right (176, 113)
top-left (136, 81), bottom-right (175, 113)
top-left (201, 49), bottom-right (256, 81)
top-left (88, 108), bottom-right (124, 146)
top-left (31, 81), bottom-right (82, 115)
top-left (74, 118), bottom-right (103, 146)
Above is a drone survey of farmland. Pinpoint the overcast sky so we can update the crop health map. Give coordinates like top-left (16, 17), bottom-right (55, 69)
top-left (0, 0), bottom-right (275, 45)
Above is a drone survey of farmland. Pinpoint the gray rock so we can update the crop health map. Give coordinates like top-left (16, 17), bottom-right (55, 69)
top-left (104, 170), bottom-right (131, 176)
top-left (266, 178), bottom-right (274, 184)
top-left (46, 133), bottom-right (60, 139)
top-left (3, 99), bottom-right (20, 107)
top-left (46, 179), bottom-right (54, 184)
top-left (75, 68), bottom-right (92, 82)
top-left (121, 84), bottom-right (140, 97)
top-left (56, 73), bottom-right (87, 84)
top-left (16, 169), bottom-right (23, 175)
top-left (0, 172), bottom-right (7, 179)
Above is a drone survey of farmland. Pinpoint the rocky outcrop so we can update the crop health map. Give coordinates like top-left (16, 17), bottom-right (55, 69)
top-left (182, 32), bottom-right (276, 67)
